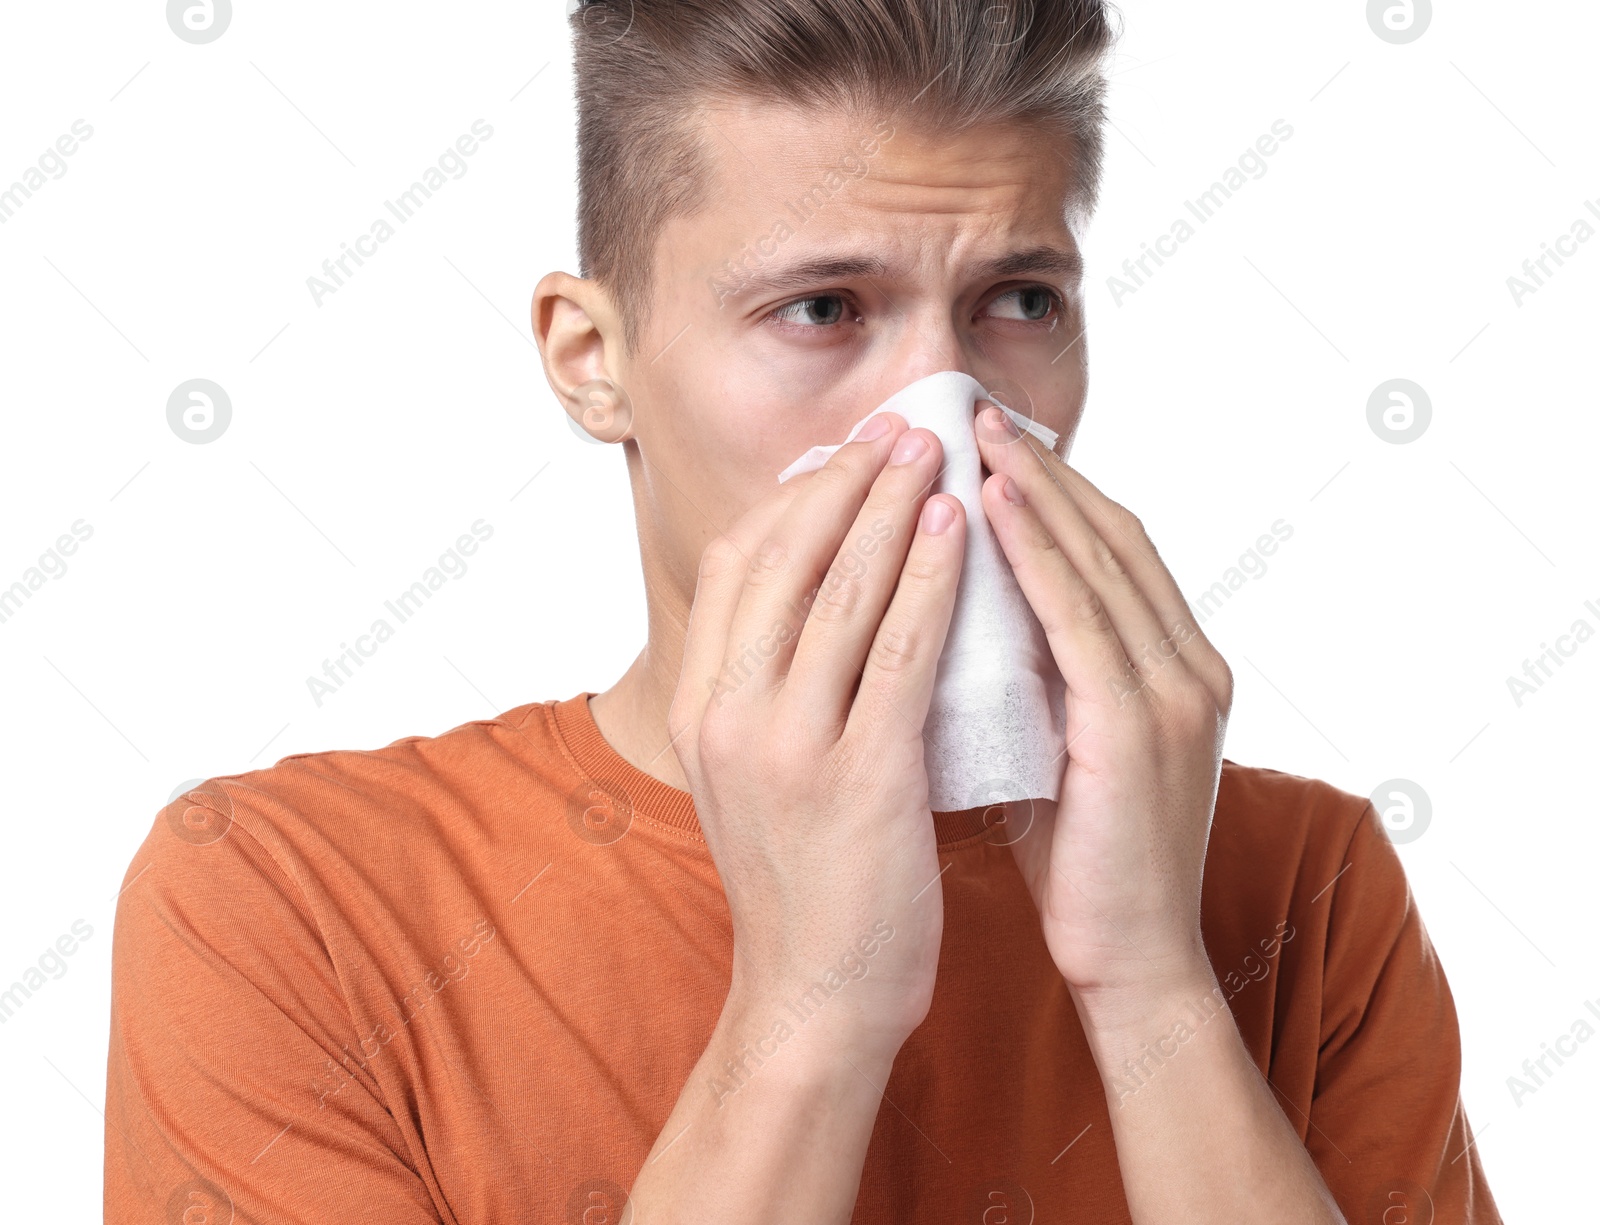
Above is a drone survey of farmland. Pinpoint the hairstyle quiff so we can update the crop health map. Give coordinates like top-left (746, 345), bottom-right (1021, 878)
top-left (569, 0), bottom-right (1119, 355)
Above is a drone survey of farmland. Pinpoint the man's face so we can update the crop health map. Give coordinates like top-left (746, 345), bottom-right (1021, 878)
top-left (589, 99), bottom-right (1089, 606)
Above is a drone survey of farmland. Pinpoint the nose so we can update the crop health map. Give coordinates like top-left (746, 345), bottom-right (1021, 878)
top-left (879, 321), bottom-right (975, 402)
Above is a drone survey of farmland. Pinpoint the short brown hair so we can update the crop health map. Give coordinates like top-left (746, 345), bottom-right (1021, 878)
top-left (569, 0), bottom-right (1118, 356)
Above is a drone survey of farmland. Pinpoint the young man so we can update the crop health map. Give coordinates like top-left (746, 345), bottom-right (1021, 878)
top-left (106, 2), bottom-right (1501, 1221)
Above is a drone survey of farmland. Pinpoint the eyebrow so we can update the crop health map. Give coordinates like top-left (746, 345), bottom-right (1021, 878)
top-left (727, 245), bottom-right (1084, 301)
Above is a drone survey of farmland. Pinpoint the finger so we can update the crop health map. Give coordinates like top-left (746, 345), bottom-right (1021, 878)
top-left (983, 415), bottom-right (1231, 708)
top-left (1048, 458), bottom-right (1231, 707)
top-left (671, 480), bottom-right (808, 751)
top-left (722, 415), bottom-right (926, 708)
top-left (977, 471), bottom-right (1141, 716)
top-left (842, 492), bottom-right (967, 753)
top-left (977, 415), bottom-right (1180, 699)
top-left (782, 428), bottom-right (956, 736)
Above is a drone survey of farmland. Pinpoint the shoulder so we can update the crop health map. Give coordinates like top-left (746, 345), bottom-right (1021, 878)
top-left (1200, 758), bottom-right (1414, 990)
top-left (1206, 758), bottom-right (1376, 910)
top-left (114, 700), bottom-right (574, 951)
top-left (1203, 759), bottom-right (1429, 1022)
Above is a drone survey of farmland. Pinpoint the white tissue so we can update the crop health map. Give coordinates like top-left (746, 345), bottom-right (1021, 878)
top-left (777, 371), bottom-right (1069, 813)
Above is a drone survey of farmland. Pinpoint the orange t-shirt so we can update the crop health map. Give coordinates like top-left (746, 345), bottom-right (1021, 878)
top-left (105, 692), bottom-right (1501, 1223)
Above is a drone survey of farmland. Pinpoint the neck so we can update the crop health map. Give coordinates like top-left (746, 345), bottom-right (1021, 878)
top-left (588, 630), bottom-right (692, 795)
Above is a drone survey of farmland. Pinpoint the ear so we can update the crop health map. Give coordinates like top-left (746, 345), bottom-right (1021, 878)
top-left (531, 272), bottom-right (633, 441)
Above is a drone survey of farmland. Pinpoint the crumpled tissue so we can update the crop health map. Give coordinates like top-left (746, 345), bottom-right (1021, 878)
top-left (777, 370), bottom-right (1069, 813)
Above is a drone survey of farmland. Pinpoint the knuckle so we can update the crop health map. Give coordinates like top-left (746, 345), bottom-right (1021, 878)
top-left (809, 558), bottom-right (869, 624)
top-left (697, 705), bottom-right (746, 768)
top-left (1113, 502), bottom-right (1149, 543)
top-left (1215, 658), bottom-right (1236, 711)
top-left (1159, 682), bottom-right (1219, 738)
top-left (697, 535), bottom-right (744, 583)
top-left (1089, 532), bottom-right (1127, 582)
top-left (1070, 584), bottom-right (1112, 633)
top-left (746, 535), bottom-right (792, 587)
top-left (896, 548), bottom-right (944, 588)
top-left (811, 456), bottom-right (862, 497)
top-left (867, 621), bottom-right (922, 675)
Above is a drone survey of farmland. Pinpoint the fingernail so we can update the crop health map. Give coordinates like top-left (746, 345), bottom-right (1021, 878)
top-left (891, 431), bottom-right (929, 464)
top-left (857, 414), bottom-right (892, 442)
top-left (1001, 475), bottom-right (1025, 506)
top-left (984, 405), bottom-right (1019, 436)
top-left (921, 497), bottom-right (955, 534)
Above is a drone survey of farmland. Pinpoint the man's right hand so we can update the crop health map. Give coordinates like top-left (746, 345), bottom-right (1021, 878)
top-left (628, 411), bottom-right (966, 1220)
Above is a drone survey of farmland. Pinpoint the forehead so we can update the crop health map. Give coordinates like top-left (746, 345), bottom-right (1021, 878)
top-left (684, 96), bottom-right (1083, 246)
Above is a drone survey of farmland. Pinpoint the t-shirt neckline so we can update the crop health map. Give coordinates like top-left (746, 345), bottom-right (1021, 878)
top-left (547, 691), bottom-right (997, 848)
top-left (548, 692), bottom-right (703, 835)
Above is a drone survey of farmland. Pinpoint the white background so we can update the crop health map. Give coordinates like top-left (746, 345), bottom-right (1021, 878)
top-left (0, 0), bottom-right (1594, 1218)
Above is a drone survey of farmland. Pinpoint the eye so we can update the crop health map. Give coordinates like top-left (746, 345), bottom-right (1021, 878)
top-left (770, 293), bottom-right (857, 329)
top-left (985, 286), bottom-right (1062, 323)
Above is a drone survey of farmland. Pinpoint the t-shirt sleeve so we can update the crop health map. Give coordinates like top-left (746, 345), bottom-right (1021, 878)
top-left (104, 785), bottom-right (444, 1225)
top-left (1307, 799), bottom-right (1502, 1223)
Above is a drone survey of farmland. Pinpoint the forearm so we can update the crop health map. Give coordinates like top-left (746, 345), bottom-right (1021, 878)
top-left (1075, 969), bottom-right (1346, 1225)
top-left (627, 984), bottom-right (894, 1223)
